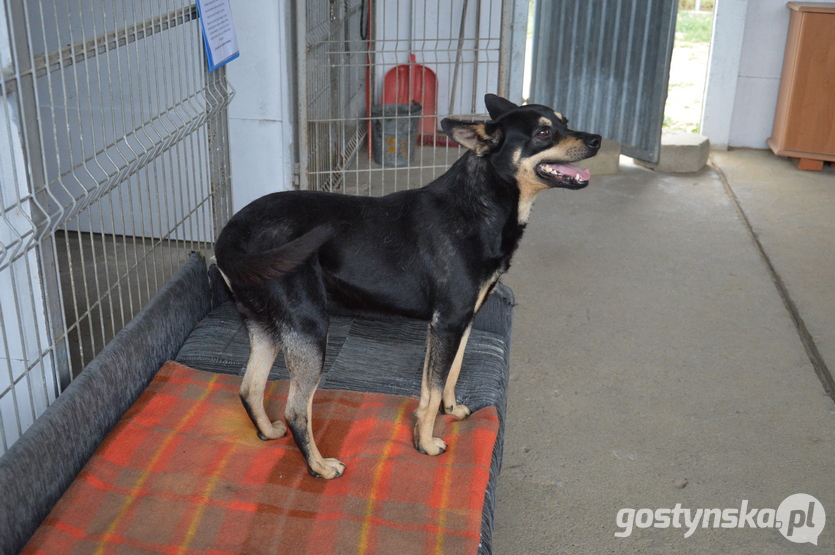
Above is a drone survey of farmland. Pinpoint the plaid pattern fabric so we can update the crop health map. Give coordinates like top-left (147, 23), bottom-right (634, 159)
top-left (24, 362), bottom-right (499, 554)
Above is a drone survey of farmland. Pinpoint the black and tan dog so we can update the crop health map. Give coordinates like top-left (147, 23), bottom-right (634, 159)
top-left (214, 94), bottom-right (601, 479)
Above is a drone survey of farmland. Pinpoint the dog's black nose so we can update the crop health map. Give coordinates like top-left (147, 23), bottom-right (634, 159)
top-left (584, 134), bottom-right (602, 150)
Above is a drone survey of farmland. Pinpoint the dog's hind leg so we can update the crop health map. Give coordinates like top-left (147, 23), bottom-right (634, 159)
top-left (283, 329), bottom-right (346, 479)
top-left (240, 323), bottom-right (286, 440)
top-left (441, 323), bottom-right (473, 420)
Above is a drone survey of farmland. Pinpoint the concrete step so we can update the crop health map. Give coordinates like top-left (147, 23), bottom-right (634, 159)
top-left (635, 132), bottom-right (710, 173)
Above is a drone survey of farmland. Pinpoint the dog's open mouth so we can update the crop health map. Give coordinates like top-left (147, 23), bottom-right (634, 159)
top-left (535, 162), bottom-right (591, 189)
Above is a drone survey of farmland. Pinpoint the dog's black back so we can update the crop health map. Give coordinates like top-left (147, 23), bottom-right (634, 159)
top-left (217, 157), bottom-right (522, 321)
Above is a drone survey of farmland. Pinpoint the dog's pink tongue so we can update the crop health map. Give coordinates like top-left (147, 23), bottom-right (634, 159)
top-left (551, 163), bottom-right (591, 182)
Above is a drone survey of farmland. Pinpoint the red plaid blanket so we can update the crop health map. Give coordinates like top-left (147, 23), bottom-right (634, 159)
top-left (24, 362), bottom-right (498, 554)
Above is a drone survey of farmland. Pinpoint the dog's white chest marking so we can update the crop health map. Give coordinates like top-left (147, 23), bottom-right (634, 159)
top-left (517, 193), bottom-right (538, 224)
top-left (517, 177), bottom-right (547, 224)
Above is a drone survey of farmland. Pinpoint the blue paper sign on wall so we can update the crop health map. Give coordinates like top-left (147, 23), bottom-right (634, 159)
top-left (196, 0), bottom-right (240, 71)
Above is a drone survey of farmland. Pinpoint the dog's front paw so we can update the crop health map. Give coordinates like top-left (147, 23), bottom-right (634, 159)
top-left (415, 436), bottom-right (448, 456)
top-left (256, 420), bottom-right (287, 441)
top-left (444, 403), bottom-right (471, 420)
top-left (308, 458), bottom-right (346, 479)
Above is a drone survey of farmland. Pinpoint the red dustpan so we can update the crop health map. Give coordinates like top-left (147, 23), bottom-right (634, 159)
top-left (382, 54), bottom-right (455, 147)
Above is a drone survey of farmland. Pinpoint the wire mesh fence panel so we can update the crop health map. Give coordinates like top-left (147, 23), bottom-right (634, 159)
top-left (0, 0), bottom-right (232, 455)
top-left (297, 0), bottom-right (511, 196)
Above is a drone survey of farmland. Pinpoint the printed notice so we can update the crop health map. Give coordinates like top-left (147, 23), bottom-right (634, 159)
top-left (196, 0), bottom-right (240, 71)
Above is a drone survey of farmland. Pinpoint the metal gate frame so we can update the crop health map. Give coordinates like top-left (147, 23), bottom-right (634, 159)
top-left (0, 0), bottom-right (233, 455)
top-left (294, 0), bottom-right (516, 195)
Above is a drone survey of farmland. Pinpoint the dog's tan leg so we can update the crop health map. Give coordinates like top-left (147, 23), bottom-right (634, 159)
top-left (414, 332), bottom-right (447, 455)
top-left (442, 323), bottom-right (473, 420)
top-left (240, 324), bottom-right (286, 440)
top-left (414, 319), bottom-right (466, 456)
top-left (283, 331), bottom-right (345, 479)
top-left (442, 277), bottom-right (499, 420)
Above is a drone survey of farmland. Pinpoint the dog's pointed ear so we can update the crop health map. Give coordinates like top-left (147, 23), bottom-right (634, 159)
top-left (484, 94), bottom-right (518, 121)
top-left (440, 119), bottom-right (502, 156)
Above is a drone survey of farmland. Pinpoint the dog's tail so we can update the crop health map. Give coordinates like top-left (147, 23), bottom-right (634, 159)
top-left (218, 223), bottom-right (339, 287)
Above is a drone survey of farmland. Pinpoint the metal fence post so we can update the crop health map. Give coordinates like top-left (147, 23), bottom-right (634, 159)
top-left (207, 65), bottom-right (233, 235)
top-left (295, 0), bottom-right (310, 191)
top-left (7, 0), bottom-right (69, 391)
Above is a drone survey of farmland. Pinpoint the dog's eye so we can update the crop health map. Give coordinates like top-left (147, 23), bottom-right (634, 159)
top-left (536, 128), bottom-right (551, 138)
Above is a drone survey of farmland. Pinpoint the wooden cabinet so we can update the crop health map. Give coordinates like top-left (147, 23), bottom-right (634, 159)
top-left (768, 2), bottom-right (835, 170)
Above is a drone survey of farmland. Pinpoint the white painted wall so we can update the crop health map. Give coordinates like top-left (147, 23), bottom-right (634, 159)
top-left (729, 0), bottom-right (792, 148)
top-left (226, 0), bottom-right (296, 212)
top-left (703, 0), bottom-right (792, 149)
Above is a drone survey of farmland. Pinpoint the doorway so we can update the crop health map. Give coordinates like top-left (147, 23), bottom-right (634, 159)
top-left (663, 1), bottom-right (715, 134)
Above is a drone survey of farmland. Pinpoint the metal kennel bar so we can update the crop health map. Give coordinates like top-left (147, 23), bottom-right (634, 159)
top-left (0, 0), bottom-right (233, 455)
top-left (296, 0), bottom-right (515, 196)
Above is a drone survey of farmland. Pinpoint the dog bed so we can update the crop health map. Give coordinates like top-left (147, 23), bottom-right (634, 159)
top-left (23, 362), bottom-right (499, 554)
top-left (0, 253), bottom-right (514, 554)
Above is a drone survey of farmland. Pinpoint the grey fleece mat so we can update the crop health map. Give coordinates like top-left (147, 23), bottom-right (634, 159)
top-left (174, 302), bottom-right (354, 381)
top-left (324, 317), bottom-right (509, 416)
top-left (175, 302), bottom-right (508, 416)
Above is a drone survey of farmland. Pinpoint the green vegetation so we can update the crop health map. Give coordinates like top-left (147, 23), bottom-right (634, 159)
top-left (676, 11), bottom-right (714, 43)
top-left (678, 0), bottom-right (715, 11)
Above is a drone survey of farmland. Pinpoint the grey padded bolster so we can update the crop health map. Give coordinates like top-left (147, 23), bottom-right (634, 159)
top-left (0, 253), bottom-right (212, 555)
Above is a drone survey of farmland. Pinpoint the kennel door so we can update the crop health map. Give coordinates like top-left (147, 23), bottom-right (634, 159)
top-left (528, 0), bottom-right (678, 163)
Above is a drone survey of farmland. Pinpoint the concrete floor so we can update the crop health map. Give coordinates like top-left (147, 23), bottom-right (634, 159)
top-left (493, 150), bottom-right (835, 554)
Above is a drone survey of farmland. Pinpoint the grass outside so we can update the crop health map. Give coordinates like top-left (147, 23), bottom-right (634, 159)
top-left (663, 9), bottom-right (713, 133)
top-left (676, 10), bottom-right (714, 43)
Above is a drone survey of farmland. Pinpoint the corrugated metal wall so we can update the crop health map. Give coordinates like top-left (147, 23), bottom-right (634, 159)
top-left (529, 0), bottom-right (678, 162)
